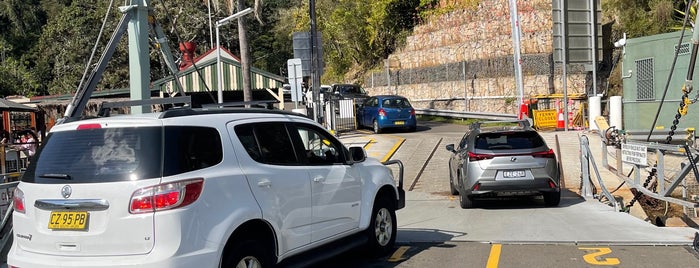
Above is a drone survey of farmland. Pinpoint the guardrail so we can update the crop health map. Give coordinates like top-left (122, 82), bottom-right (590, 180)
top-left (414, 108), bottom-right (518, 121)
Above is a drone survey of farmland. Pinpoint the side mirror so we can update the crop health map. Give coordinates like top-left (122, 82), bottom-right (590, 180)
top-left (348, 146), bottom-right (366, 163)
top-left (445, 144), bottom-right (455, 152)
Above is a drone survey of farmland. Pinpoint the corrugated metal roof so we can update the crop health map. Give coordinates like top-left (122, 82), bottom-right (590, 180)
top-left (152, 47), bottom-right (285, 94)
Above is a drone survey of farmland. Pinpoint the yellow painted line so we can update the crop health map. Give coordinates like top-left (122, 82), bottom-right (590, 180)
top-left (486, 244), bottom-right (502, 268)
top-left (387, 246), bottom-right (410, 262)
top-left (363, 138), bottom-right (377, 150)
top-left (579, 247), bottom-right (620, 265)
top-left (381, 135), bottom-right (406, 163)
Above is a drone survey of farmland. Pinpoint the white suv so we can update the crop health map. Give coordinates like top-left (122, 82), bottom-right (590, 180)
top-left (9, 108), bottom-right (404, 267)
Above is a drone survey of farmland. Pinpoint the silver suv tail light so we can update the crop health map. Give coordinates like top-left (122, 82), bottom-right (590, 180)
top-left (129, 178), bottom-right (204, 214)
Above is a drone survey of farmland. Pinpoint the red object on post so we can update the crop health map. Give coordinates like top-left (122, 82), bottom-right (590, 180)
top-left (518, 103), bottom-right (529, 119)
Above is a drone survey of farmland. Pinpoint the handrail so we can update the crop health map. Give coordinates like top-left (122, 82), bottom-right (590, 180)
top-left (414, 108), bottom-right (517, 121)
top-left (580, 135), bottom-right (620, 211)
top-left (382, 159), bottom-right (405, 209)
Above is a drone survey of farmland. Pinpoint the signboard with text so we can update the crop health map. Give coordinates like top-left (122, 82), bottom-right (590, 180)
top-left (621, 143), bottom-right (647, 166)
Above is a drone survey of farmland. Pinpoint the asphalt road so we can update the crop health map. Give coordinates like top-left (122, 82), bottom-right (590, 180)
top-left (305, 120), bottom-right (699, 268)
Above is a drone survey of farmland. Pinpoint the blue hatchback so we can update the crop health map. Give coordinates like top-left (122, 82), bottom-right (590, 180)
top-left (357, 95), bottom-right (417, 133)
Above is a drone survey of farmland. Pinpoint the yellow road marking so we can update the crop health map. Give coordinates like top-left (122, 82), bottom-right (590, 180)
top-left (387, 246), bottom-right (410, 262)
top-left (364, 138), bottom-right (376, 150)
top-left (579, 247), bottom-right (620, 265)
top-left (381, 136), bottom-right (406, 163)
top-left (486, 244), bottom-right (502, 268)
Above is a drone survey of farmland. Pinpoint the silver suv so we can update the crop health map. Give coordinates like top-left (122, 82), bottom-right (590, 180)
top-left (445, 120), bottom-right (560, 208)
top-left (9, 107), bottom-right (404, 267)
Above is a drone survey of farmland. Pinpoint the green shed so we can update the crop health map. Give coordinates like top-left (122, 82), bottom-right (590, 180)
top-left (621, 30), bottom-right (699, 131)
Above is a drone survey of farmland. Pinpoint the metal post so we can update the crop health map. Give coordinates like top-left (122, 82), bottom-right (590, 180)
top-left (508, 0), bottom-right (524, 107)
top-left (215, 8), bottom-right (254, 104)
top-left (590, 0), bottom-right (597, 96)
top-left (127, 0), bottom-right (150, 114)
top-left (310, 0), bottom-right (322, 124)
top-left (560, 0), bottom-right (569, 131)
top-left (216, 26), bottom-right (223, 103)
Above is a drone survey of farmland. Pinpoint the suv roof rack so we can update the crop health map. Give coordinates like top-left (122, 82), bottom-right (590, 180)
top-left (159, 106), bottom-right (307, 119)
top-left (201, 100), bottom-right (279, 110)
top-left (97, 96), bottom-right (192, 117)
top-left (469, 118), bottom-right (533, 131)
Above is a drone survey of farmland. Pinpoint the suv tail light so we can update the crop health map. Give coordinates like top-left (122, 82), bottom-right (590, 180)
top-left (13, 188), bottom-right (25, 214)
top-left (532, 149), bottom-right (556, 159)
top-left (468, 152), bottom-right (494, 161)
top-left (378, 108), bottom-right (386, 117)
top-left (130, 178), bottom-right (204, 214)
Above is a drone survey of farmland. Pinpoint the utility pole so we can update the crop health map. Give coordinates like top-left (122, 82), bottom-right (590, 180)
top-left (508, 0), bottom-right (524, 108)
top-left (310, 0), bottom-right (322, 124)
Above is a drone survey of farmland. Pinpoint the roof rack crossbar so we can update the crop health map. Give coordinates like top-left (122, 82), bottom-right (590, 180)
top-left (201, 100), bottom-right (279, 110)
top-left (469, 118), bottom-right (532, 130)
top-left (98, 96), bottom-right (192, 117)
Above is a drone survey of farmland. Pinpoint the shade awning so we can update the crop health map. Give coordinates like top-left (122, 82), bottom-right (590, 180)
top-left (0, 99), bottom-right (38, 112)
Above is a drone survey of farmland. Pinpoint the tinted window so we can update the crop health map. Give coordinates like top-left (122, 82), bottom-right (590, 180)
top-left (295, 126), bottom-right (344, 165)
top-left (336, 85), bottom-right (366, 95)
top-left (235, 123), bottom-right (299, 165)
top-left (382, 98), bottom-right (412, 108)
top-left (474, 131), bottom-right (545, 150)
top-left (162, 126), bottom-right (223, 176)
top-left (23, 127), bottom-right (163, 183)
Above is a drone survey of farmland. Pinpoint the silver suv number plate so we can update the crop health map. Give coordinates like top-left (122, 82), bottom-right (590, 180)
top-left (503, 170), bottom-right (525, 178)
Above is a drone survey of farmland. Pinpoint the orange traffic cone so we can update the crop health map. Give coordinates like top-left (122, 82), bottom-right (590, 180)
top-left (556, 109), bottom-right (565, 130)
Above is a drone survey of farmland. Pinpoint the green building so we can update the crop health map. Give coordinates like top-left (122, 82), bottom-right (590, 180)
top-left (621, 30), bottom-right (699, 131)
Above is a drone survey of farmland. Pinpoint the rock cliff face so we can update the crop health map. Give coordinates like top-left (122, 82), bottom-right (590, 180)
top-left (363, 0), bottom-right (586, 115)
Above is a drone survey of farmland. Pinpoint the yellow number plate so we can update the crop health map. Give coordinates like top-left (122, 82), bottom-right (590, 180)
top-left (394, 121), bottom-right (405, 125)
top-left (48, 211), bottom-right (89, 230)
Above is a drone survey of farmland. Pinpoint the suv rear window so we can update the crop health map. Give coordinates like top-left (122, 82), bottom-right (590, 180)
top-left (474, 131), bottom-right (545, 150)
top-left (22, 126), bottom-right (222, 184)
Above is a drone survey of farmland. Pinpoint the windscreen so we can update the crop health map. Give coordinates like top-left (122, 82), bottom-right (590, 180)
top-left (474, 131), bottom-right (545, 150)
top-left (22, 127), bottom-right (163, 183)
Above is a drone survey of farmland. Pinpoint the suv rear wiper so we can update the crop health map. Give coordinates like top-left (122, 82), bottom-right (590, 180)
top-left (39, 173), bottom-right (72, 180)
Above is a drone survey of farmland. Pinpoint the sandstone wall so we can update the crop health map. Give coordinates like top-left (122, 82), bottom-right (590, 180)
top-left (363, 0), bottom-right (587, 115)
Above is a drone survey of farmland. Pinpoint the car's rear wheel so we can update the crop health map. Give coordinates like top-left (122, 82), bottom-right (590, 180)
top-left (543, 191), bottom-right (561, 207)
top-left (459, 190), bottom-right (473, 208)
top-left (221, 239), bottom-right (272, 268)
top-left (365, 195), bottom-right (396, 256)
top-left (458, 176), bottom-right (474, 208)
top-left (373, 120), bottom-right (382, 134)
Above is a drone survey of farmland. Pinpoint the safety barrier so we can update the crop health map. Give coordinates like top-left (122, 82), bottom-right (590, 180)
top-left (579, 132), bottom-right (699, 214)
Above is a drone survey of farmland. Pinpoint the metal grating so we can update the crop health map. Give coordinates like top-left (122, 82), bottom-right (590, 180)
top-left (636, 58), bottom-right (654, 101)
top-left (675, 43), bottom-right (691, 55)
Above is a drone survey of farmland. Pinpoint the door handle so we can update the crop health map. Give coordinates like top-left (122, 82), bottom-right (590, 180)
top-left (312, 176), bottom-right (325, 183)
top-left (257, 179), bottom-right (272, 188)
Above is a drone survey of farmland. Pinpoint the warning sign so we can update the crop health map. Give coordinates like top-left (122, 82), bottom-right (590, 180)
top-left (621, 143), bottom-right (647, 166)
top-left (532, 109), bottom-right (557, 129)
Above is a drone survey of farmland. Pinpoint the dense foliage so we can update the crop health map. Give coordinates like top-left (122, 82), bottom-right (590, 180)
top-left (0, 0), bottom-right (426, 97)
top-left (2, 0), bottom-right (692, 98)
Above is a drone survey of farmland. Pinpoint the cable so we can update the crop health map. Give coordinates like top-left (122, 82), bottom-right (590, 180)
top-left (156, 0), bottom-right (216, 103)
top-left (647, 0), bottom-right (693, 142)
top-left (76, 0), bottom-right (116, 95)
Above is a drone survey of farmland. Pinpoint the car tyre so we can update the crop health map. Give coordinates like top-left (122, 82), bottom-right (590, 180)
top-left (221, 239), bottom-right (272, 268)
top-left (365, 195), bottom-right (396, 256)
top-left (543, 191), bottom-right (561, 207)
top-left (373, 120), bottom-right (382, 134)
top-left (459, 189), bottom-right (474, 209)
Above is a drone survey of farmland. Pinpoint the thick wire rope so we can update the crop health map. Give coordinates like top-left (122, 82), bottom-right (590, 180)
top-left (647, 0), bottom-right (693, 142)
top-left (76, 0), bottom-right (116, 94)
top-left (157, 0), bottom-right (217, 103)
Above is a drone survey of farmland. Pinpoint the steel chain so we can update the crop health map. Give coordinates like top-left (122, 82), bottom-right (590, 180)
top-left (626, 166), bottom-right (657, 209)
top-left (666, 84), bottom-right (693, 144)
